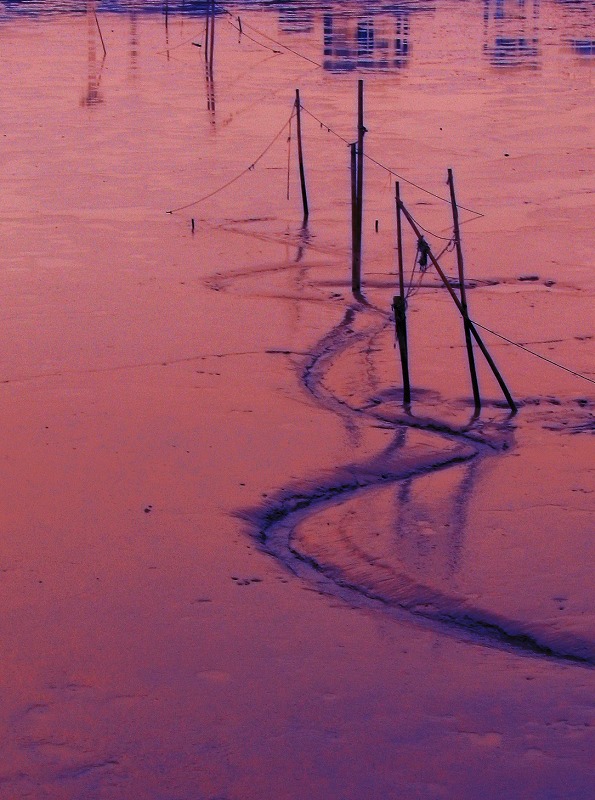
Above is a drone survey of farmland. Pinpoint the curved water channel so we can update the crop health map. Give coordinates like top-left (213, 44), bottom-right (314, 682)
top-left (235, 286), bottom-right (594, 667)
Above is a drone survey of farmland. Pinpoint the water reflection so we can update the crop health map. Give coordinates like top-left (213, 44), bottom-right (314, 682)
top-left (323, 8), bottom-right (414, 72)
top-left (81, 1), bottom-right (105, 106)
top-left (1, 0), bottom-right (593, 73)
top-left (393, 427), bottom-right (480, 580)
top-left (483, 0), bottom-right (541, 68)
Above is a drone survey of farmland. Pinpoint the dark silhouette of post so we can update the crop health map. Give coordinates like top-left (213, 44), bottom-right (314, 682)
top-left (394, 182), bottom-right (411, 405)
top-left (448, 168), bottom-right (481, 412)
top-left (353, 79), bottom-right (365, 293)
top-left (295, 90), bottom-right (309, 221)
top-left (351, 143), bottom-right (358, 292)
top-left (398, 198), bottom-right (517, 413)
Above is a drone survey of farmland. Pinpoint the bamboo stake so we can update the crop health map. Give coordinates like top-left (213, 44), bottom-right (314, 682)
top-left (354, 79), bottom-right (365, 292)
top-left (351, 143), bottom-right (358, 293)
top-left (447, 168), bottom-right (481, 411)
top-left (394, 183), bottom-right (411, 405)
top-left (295, 90), bottom-right (309, 221)
top-left (398, 199), bottom-right (517, 413)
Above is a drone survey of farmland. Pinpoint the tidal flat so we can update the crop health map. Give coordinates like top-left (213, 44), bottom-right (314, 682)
top-left (0, 1), bottom-right (593, 798)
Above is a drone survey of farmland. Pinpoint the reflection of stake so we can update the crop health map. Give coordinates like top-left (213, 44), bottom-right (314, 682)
top-left (448, 168), bottom-right (481, 412)
top-left (295, 90), bottom-right (309, 221)
top-left (398, 199), bottom-right (517, 414)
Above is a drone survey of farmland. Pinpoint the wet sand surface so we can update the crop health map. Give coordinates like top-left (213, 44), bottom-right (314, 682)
top-left (0, 2), bottom-right (593, 798)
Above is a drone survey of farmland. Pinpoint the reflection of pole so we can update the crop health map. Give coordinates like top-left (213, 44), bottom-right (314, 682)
top-left (394, 181), bottom-right (411, 405)
top-left (398, 198), bottom-right (517, 413)
top-left (448, 168), bottom-right (481, 412)
top-left (295, 90), bottom-right (309, 221)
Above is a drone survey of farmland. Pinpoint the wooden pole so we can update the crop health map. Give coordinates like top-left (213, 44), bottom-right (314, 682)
top-left (295, 90), bottom-right (309, 221)
top-left (398, 199), bottom-right (517, 413)
top-left (395, 182), bottom-right (405, 302)
top-left (354, 79), bottom-right (365, 291)
top-left (351, 143), bottom-right (359, 293)
top-left (447, 168), bottom-right (481, 411)
top-left (394, 182), bottom-right (411, 405)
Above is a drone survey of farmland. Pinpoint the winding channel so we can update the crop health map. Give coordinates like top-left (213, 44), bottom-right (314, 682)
top-left (236, 292), bottom-right (595, 668)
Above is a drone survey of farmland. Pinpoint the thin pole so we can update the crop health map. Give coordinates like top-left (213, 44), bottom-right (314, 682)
top-left (395, 182), bottom-right (405, 301)
top-left (351, 143), bottom-right (359, 293)
top-left (394, 182), bottom-right (411, 405)
top-left (398, 199), bottom-right (517, 413)
top-left (355, 79), bottom-right (365, 290)
top-left (295, 90), bottom-right (309, 221)
top-left (447, 168), bottom-right (481, 411)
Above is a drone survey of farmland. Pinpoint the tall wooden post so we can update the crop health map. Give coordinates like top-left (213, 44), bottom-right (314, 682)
top-left (448, 168), bottom-right (481, 411)
top-left (354, 79), bottom-right (365, 293)
top-left (295, 90), bottom-right (309, 221)
top-left (351, 143), bottom-right (359, 293)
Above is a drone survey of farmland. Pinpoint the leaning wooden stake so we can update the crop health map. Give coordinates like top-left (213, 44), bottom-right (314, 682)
top-left (398, 199), bottom-right (517, 413)
top-left (394, 182), bottom-right (411, 405)
top-left (295, 90), bottom-right (309, 221)
top-left (447, 168), bottom-right (481, 411)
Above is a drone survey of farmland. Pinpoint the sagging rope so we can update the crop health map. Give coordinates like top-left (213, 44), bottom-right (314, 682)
top-left (167, 107), bottom-right (295, 214)
top-left (298, 103), bottom-right (484, 222)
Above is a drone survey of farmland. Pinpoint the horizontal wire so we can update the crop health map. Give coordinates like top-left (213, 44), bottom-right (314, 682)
top-left (470, 321), bottom-right (595, 386)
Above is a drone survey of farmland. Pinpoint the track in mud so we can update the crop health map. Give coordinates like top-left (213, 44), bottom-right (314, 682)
top-left (208, 236), bottom-right (594, 667)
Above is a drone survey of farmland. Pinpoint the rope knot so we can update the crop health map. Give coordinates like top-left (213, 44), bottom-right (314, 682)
top-left (418, 237), bottom-right (430, 271)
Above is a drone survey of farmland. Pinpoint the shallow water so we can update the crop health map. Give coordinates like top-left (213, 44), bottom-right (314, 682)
top-left (0, 1), bottom-right (593, 798)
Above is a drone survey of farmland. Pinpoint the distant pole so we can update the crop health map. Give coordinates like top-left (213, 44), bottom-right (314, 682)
top-left (394, 182), bottom-right (411, 405)
top-left (355, 79), bottom-right (365, 291)
top-left (204, 4), bottom-right (210, 63)
top-left (448, 168), bottom-right (481, 412)
top-left (398, 198), bottom-right (517, 414)
top-left (295, 90), bottom-right (309, 221)
top-left (94, 10), bottom-right (107, 57)
top-left (351, 143), bottom-right (359, 293)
